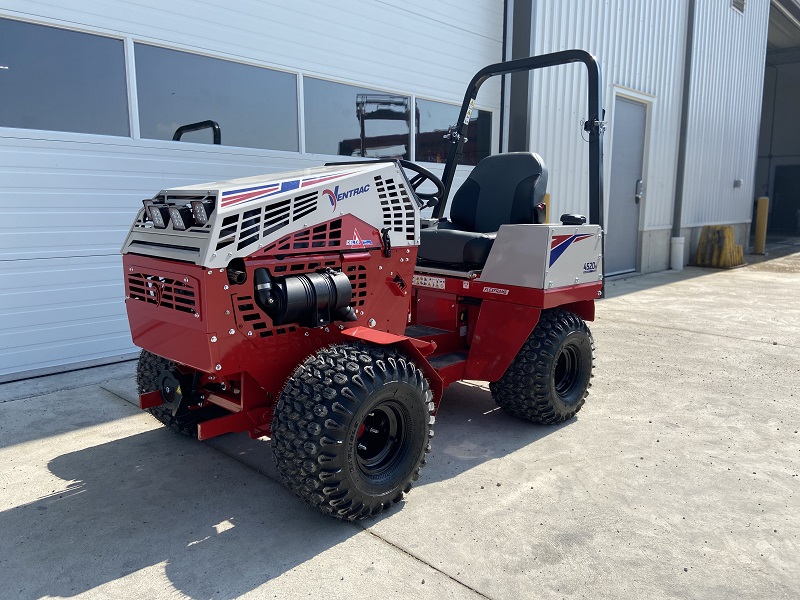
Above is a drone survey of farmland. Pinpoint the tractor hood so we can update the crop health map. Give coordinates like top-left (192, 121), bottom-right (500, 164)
top-left (121, 162), bottom-right (421, 269)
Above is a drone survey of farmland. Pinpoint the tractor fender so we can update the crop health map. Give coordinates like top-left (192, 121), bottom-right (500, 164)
top-left (341, 327), bottom-right (444, 409)
top-left (464, 301), bottom-right (542, 382)
top-left (556, 299), bottom-right (595, 322)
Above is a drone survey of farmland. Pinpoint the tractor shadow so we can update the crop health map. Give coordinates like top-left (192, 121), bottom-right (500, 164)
top-left (206, 379), bottom-right (573, 488)
top-left (0, 428), bottom-right (358, 599)
top-left (0, 383), bottom-right (570, 598)
top-left (419, 380), bottom-right (574, 483)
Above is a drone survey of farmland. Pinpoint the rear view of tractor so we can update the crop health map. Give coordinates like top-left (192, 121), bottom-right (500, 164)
top-left (121, 50), bottom-right (606, 519)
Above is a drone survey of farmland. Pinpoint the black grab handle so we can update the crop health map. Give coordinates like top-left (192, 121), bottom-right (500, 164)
top-left (172, 120), bottom-right (221, 145)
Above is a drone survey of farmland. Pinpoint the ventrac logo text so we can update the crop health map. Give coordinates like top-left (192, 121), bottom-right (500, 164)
top-left (322, 184), bottom-right (370, 211)
top-left (483, 286), bottom-right (509, 295)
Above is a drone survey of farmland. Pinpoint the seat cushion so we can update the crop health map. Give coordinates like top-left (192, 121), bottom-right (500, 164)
top-left (418, 225), bottom-right (495, 267)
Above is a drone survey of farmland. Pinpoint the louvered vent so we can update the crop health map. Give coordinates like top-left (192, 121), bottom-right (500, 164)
top-left (234, 295), bottom-right (298, 338)
top-left (345, 264), bottom-right (368, 307)
top-left (216, 191), bottom-right (320, 253)
top-left (127, 273), bottom-right (197, 315)
top-left (374, 175), bottom-right (416, 242)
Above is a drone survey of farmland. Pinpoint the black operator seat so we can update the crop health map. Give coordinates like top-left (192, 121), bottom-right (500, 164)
top-left (417, 152), bottom-right (548, 269)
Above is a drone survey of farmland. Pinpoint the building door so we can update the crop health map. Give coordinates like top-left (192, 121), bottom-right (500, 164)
top-left (769, 165), bottom-right (800, 234)
top-left (606, 97), bottom-right (647, 275)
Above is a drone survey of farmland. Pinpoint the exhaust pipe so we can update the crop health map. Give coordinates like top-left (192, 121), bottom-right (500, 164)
top-left (227, 269), bottom-right (247, 285)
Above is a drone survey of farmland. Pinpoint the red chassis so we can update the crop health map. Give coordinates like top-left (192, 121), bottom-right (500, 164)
top-left (124, 228), bottom-right (599, 442)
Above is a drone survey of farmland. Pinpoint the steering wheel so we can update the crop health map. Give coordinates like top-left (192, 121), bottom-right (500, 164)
top-left (398, 159), bottom-right (445, 208)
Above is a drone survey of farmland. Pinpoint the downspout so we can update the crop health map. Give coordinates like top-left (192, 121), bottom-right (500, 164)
top-left (671, 0), bottom-right (696, 269)
top-left (499, 0), bottom-right (509, 153)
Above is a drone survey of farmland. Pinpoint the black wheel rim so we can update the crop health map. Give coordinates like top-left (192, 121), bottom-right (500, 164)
top-left (355, 401), bottom-right (408, 478)
top-left (554, 343), bottom-right (582, 398)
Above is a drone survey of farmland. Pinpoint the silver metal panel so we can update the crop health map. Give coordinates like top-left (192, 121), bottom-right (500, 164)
top-left (681, 1), bottom-right (770, 227)
top-left (529, 0), bottom-right (768, 232)
top-left (121, 162), bottom-right (420, 269)
top-left (530, 0), bottom-right (688, 230)
top-left (480, 224), bottom-right (602, 290)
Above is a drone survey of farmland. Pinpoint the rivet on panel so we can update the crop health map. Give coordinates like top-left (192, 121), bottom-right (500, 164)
top-left (215, 364), bottom-right (222, 371)
top-left (210, 336), bottom-right (217, 342)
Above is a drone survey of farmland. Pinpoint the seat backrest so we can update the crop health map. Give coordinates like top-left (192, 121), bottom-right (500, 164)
top-left (449, 152), bottom-right (548, 233)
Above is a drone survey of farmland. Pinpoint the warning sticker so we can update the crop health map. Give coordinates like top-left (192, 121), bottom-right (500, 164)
top-left (463, 99), bottom-right (476, 125)
top-left (413, 274), bottom-right (446, 289)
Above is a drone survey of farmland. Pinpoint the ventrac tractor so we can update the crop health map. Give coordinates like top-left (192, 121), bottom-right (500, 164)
top-left (121, 50), bottom-right (606, 520)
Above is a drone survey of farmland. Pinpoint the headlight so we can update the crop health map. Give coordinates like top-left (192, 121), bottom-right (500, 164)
top-left (143, 201), bottom-right (168, 229)
top-left (190, 200), bottom-right (211, 225)
top-left (168, 206), bottom-right (194, 231)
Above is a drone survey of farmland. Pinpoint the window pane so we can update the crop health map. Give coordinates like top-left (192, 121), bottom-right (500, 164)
top-left (135, 44), bottom-right (298, 151)
top-left (304, 77), bottom-right (410, 159)
top-left (416, 99), bottom-right (491, 166)
top-left (0, 18), bottom-right (129, 136)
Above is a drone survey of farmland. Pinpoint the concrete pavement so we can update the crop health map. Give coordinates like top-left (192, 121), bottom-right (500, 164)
top-left (1, 245), bottom-right (798, 599)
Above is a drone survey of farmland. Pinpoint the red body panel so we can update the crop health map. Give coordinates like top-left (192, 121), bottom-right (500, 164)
top-left (124, 215), bottom-right (599, 438)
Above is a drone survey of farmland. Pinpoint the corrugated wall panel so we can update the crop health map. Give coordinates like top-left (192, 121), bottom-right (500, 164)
top-left (3, 0), bottom-right (502, 107)
top-left (0, 0), bottom-right (502, 379)
top-left (681, 2), bottom-right (770, 227)
top-left (530, 0), bottom-right (687, 231)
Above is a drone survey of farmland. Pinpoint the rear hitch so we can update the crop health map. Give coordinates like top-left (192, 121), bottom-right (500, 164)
top-left (158, 369), bottom-right (198, 416)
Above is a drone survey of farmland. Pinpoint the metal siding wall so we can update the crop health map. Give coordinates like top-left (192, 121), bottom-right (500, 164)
top-left (0, 0), bottom-right (503, 379)
top-left (682, 1), bottom-right (770, 227)
top-left (530, 0), bottom-right (687, 231)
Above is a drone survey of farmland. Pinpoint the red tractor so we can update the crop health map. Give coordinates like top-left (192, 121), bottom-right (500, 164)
top-left (122, 50), bottom-right (606, 520)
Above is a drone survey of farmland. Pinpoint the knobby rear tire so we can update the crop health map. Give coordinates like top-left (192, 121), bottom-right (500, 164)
top-left (490, 309), bottom-right (595, 424)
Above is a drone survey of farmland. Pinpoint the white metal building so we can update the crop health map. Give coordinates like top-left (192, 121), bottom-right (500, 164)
top-left (0, 0), bottom-right (780, 380)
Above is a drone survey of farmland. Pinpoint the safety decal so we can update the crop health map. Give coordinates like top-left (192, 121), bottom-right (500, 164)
top-left (345, 228), bottom-right (373, 247)
top-left (549, 233), bottom-right (594, 267)
top-left (412, 274), bottom-right (446, 289)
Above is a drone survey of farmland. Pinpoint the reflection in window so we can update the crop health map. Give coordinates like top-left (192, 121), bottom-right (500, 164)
top-left (135, 44), bottom-right (298, 151)
top-left (416, 99), bottom-right (491, 166)
top-left (0, 18), bottom-right (129, 136)
top-left (304, 78), bottom-right (410, 159)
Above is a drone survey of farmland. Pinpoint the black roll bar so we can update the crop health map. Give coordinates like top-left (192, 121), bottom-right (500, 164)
top-left (173, 120), bottom-right (222, 145)
top-left (436, 49), bottom-right (605, 229)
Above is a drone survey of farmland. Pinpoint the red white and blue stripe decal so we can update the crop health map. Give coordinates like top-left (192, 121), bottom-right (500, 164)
top-left (220, 171), bottom-right (355, 208)
top-left (549, 233), bottom-right (594, 267)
